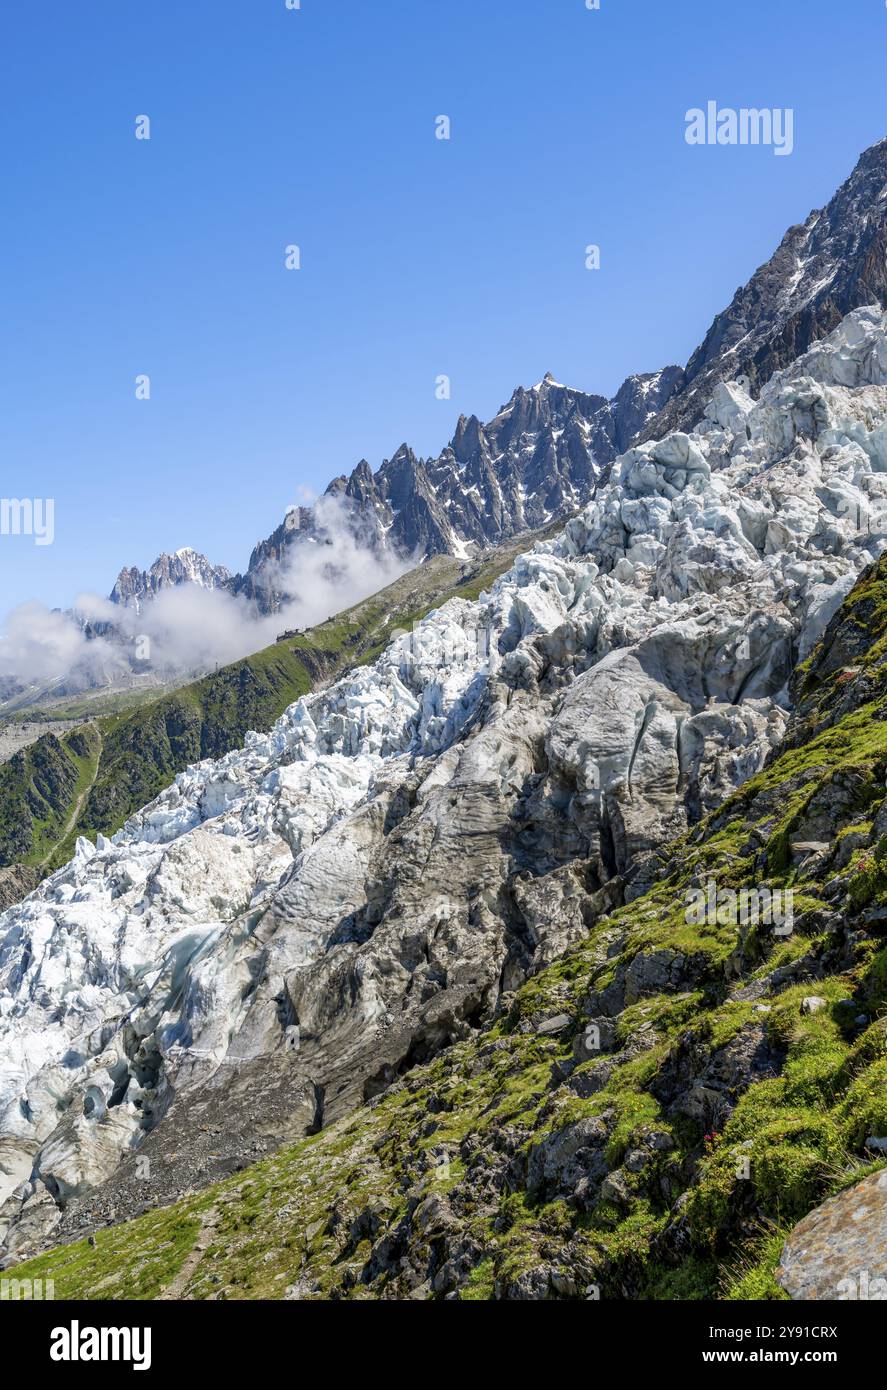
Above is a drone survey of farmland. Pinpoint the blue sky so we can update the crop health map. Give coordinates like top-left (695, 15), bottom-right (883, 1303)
top-left (0, 0), bottom-right (885, 615)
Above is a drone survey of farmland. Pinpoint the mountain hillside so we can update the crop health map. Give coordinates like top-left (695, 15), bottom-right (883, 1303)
top-left (0, 540), bottom-right (549, 908)
top-left (12, 538), bottom-right (887, 1298)
top-left (2, 307), bottom-right (887, 1286)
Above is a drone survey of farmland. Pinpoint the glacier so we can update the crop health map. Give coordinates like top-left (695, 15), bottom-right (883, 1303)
top-left (2, 305), bottom-right (887, 1256)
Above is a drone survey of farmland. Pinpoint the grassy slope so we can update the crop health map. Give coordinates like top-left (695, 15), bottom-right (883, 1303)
top-left (0, 542), bottom-right (536, 882)
top-left (1, 683), bottom-right (183, 723)
top-left (12, 557), bottom-right (887, 1301)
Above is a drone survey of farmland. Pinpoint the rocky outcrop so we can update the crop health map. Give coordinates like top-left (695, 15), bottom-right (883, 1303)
top-left (777, 1170), bottom-right (887, 1300)
top-left (0, 866), bottom-right (38, 912)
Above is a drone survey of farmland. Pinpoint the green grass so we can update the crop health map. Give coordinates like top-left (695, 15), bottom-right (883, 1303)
top-left (12, 555), bottom-right (887, 1300)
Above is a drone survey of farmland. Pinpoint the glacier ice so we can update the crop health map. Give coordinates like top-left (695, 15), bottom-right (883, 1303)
top-left (2, 306), bottom-right (887, 1253)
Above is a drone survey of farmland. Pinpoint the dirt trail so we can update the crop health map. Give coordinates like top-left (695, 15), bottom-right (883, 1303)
top-left (157, 1206), bottom-right (221, 1300)
top-left (38, 724), bottom-right (104, 869)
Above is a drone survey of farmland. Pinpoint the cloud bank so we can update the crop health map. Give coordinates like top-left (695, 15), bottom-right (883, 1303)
top-left (0, 497), bottom-right (412, 698)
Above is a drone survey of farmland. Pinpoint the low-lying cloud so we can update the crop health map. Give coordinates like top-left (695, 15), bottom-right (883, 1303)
top-left (0, 496), bottom-right (412, 697)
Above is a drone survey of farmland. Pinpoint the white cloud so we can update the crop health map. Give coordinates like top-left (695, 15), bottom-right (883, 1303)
top-left (0, 496), bottom-right (413, 696)
top-left (266, 493), bottom-right (411, 629)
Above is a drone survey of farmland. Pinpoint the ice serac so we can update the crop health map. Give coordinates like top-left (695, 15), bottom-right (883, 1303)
top-left (2, 307), bottom-right (887, 1255)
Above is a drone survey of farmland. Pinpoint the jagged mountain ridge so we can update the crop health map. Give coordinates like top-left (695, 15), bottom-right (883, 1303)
top-left (233, 367), bottom-right (685, 613)
top-left (2, 306), bottom-right (887, 1262)
top-left (110, 548), bottom-right (232, 611)
top-left (56, 139), bottom-right (887, 637)
top-left (641, 135), bottom-right (887, 441)
top-left (36, 367), bottom-right (684, 697)
top-left (104, 371), bottom-right (687, 621)
top-left (183, 138), bottom-right (887, 616)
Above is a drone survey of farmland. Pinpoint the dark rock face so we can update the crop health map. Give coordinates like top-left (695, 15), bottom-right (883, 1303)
top-left (0, 866), bottom-right (38, 912)
top-left (641, 137), bottom-right (887, 441)
top-left (234, 369), bottom-right (685, 613)
top-left (609, 366), bottom-right (687, 452)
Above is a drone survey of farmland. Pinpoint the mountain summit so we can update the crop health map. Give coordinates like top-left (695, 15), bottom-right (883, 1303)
top-left (236, 366), bottom-right (685, 612)
top-left (110, 548), bottom-right (232, 611)
top-left (235, 137), bottom-right (887, 612)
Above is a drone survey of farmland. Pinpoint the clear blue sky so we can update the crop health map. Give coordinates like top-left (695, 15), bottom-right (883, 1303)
top-left (0, 0), bottom-right (884, 615)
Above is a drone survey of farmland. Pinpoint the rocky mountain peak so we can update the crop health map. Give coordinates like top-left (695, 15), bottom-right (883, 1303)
top-left (235, 361), bottom-right (684, 610)
top-left (641, 135), bottom-right (887, 441)
top-left (109, 548), bottom-right (232, 610)
top-left (107, 139), bottom-right (887, 625)
top-left (102, 141), bottom-right (887, 648)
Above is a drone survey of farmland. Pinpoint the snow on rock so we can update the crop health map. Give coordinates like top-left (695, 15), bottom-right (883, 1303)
top-left (3, 307), bottom-right (887, 1253)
